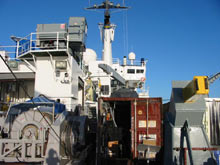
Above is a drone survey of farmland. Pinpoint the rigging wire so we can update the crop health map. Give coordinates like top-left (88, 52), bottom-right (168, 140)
top-left (123, 6), bottom-right (129, 57)
top-left (123, 10), bottom-right (126, 57)
top-left (0, 54), bottom-right (72, 157)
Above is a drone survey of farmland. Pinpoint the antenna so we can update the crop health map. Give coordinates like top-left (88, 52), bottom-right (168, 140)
top-left (208, 72), bottom-right (220, 84)
top-left (86, 0), bottom-right (130, 66)
top-left (86, 0), bottom-right (129, 25)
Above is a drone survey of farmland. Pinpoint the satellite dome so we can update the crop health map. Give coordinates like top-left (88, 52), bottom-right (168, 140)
top-left (83, 48), bottom-right (97, 65)
top-left (128, 52), bottom-right (136, 60)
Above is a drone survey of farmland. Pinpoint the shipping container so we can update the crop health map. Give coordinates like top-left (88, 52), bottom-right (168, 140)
top-left (204, 98), bottom-right (220, 145)
top-left (97, 97), bottom-right (163, 164)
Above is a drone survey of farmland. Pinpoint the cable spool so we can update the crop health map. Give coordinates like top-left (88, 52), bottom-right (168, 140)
top-left (10, 110), bottom-right (52, 140)
top-left (22, 124), bottom-right (39, 140)
top-left (61, 121), bottom-right (78, 157)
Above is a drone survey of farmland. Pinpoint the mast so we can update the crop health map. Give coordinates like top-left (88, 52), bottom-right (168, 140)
top-left (86, 0), bottom-right (128, 66)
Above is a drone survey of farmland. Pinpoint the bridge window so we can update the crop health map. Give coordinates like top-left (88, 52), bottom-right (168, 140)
top-left (127, 69), bottom-right (135, 74)
top-left (136, 69), bottom-right (144, 73)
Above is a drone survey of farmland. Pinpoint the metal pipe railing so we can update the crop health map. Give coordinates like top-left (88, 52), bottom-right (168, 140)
top-left (1, 32), bottom-right (68, 58)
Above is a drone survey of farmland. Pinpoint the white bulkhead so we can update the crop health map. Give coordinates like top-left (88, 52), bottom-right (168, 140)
top-left (34, 55), bottom-right (84, 111)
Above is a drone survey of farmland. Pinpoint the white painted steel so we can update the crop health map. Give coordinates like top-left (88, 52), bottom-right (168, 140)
top-left (99, 24), bottom-right (116, 66)
top-left (34, 55), bottom-right (83, 111)
top-left (83, 48), bottom-right (97, 65)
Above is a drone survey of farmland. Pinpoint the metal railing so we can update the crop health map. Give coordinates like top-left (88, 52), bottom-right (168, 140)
top-left (1, 32), bottom-right (68, 58)
top-left (125, 60), bottom-right (147, 66)
top-left (96, 58), bottom-right (147, 66)
top-left (0, 46), bottom-right (17, 58)
top-left (17, 32), bottom-right (68, 57)
top-left (112, 58), bottom-right (120, 64)
top-left (96, 58), bottom-right (120, 64)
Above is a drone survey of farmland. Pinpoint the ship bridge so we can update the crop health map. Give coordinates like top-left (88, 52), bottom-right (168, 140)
top-left (0, 17), bottom-right (88, 110)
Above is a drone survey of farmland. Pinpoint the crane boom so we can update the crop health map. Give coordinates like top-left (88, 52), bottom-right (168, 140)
top-left (208, 72), bottom-right (220, 84)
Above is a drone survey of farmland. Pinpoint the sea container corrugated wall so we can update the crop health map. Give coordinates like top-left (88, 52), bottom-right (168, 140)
top-left (205, 98), bottom-right (220, 145)
top-left (131, 98), bottom-right (163, 158)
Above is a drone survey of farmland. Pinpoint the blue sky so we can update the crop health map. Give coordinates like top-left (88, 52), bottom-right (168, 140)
top-left (0, 0), bottom-right (220, 101)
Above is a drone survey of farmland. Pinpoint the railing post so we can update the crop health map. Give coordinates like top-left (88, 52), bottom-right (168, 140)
top-left (66, 33), bottom-right (69, 50)
top-left (16, 41), bottom-right (19, 58)
top-left (30, 33), bottom-right (32, 51)
top-left (57, 32), bottom-right (59, 50)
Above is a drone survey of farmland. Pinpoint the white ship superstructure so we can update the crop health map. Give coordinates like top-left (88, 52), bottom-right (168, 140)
top-left (0, 5), bottom-right (148, 108)
top-left (0, 17), bottom-right (88, 112)
top-left (0, 50), bottom-right (35, 104)
top-left (0, 1), bottom-right (219, 165)
top-left (83, 50), bottom-right (147, 97)
top-left (0, 17), bottom-right (91, 164)
top-left (0, 0), bottom-right (148, 164)
top-left (85, 0), bottom-right (148, 97)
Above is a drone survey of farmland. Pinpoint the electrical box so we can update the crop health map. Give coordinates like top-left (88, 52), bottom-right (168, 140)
top-left (37, 24), bottom-right (67, 39)
top-left (36, 24), bottom-right (67, 48)
top-left (68, 17), bottom-right (87, 50)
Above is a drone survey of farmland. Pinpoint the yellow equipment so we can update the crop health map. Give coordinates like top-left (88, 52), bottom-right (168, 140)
top-left (183, 76), bottom-right (209, 102)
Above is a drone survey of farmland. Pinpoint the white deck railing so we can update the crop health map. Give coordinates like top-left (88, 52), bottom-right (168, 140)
top-left (1, 32), bottom-right (68, 58)
top-left (96, 58), bottom-right (147, 66)
top-left (18, 32), bottom-right (68, 57)
top-left (0, 46), bottom-right (17, 58)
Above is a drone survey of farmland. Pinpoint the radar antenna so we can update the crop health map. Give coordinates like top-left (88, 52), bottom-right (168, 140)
top-left (86, 0), bottom-right (129, 65)
top-left (86, 0), bottom-right (129, 25)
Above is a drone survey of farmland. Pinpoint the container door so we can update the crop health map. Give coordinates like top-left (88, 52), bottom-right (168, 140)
top-left (131, 98), bottom-right (162, 159)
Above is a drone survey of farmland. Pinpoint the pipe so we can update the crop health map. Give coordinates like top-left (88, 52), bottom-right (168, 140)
top-left (123, 56), bottom-right (127, 66)
top-left (134, 99), bottom-right (137, 158)
top-left (146, 99), bottom-right (149, 135)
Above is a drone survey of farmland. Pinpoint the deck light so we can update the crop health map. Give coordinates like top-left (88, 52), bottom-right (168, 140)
top-left (55, 61), bottom-right (67, 70)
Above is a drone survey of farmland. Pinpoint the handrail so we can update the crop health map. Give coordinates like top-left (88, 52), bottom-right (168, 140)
top-left (0, 32), bottom-right (68, 58)
top-left (96, 58), bottom-right (147, 66)
top-left (0, 46), bottom-right (17, 58)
